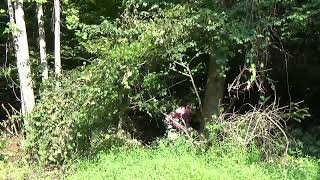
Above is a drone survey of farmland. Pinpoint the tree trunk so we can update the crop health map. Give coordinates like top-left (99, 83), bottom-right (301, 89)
top-left (7, 0), bottom-right (16, 49)
top-left (202, 55), bottom-right (225, 121)
top-left (54, 0), bottom-right (61, 76)
top-left (37, 3), bottom-right (48, 80)
top-left (10, 0), bottom-right (35, 116)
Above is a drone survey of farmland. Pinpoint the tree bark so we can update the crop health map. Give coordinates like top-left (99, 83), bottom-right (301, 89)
top-left (202, 55), bottom-right (225, 121)
top-left (9, 0), bottom-right (35, 116)
top-left (37, 3), bottom-right (48, 80)
top-left (7, 0), bottom-right (17, 49)
top-left (54, 0), bottom-right (61, 76)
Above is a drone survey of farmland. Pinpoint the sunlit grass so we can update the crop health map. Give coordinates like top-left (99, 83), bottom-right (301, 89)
top-left (68, 141), bottom-right (320, 180)
top-left (1, 136), bottom-right (319, 180)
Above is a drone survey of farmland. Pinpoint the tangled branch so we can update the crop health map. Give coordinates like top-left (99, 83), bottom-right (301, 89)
top-left (218, 103), bottom-right (289, 157)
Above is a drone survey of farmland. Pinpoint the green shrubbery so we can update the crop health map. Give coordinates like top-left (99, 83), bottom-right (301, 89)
top-left (24, 0), bottom-right (320, 166)
top-left (25, 3), bottom-right (230, 165)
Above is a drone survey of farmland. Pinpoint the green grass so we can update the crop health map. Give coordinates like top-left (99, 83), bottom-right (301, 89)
top-left (1, 138), bottom-right (319, 180)
top-left (68, 141), bottom-right (320, 180)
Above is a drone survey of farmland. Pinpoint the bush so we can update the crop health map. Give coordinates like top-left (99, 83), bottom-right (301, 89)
top-left (25, 3), bottom-right (231, 166)
top-left (205, 104), bottom-right (294, 159)
top-left (26, 0), bottom-right (320, 166)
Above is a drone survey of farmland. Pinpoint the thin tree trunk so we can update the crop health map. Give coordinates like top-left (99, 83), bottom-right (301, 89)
top-left (54, 0), bottom-right (61, 76)
top-left (202, 55), bottom-right (225, 121)
top-left (37, 3), bottom-right (48, 80)
top-left (7, 0), bottom-right (17, 50)
top-left (10, 0), bottom-right (35, 116)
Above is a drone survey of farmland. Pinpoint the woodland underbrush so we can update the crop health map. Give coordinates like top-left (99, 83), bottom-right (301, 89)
top-left (1, 105), bottom-right (319, 179)
top-left (1, 0), bottom-right (320, 179)
top-left (1, 133), bottom-right (319, 180)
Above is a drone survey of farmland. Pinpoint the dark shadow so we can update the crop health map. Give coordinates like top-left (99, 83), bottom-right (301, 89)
top-left (126, 110), bottom-right (166, 144)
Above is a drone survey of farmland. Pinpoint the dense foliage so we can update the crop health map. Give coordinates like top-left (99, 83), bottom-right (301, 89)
top-left (23, 0), bottom-right (320, 165)
top-left (26, 2), bottom-right (231, 164)
top-left (0, 0), bottom-right (319, 168)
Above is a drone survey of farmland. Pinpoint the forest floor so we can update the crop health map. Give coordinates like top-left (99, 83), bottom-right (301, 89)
top-left (0, 136), bottom-right (320, 180)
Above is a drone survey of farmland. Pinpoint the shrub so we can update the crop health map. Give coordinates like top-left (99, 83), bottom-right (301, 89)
top-left (208, 103), bottom-right (312, 159)
top-left (25, 3), bottom-right (232, 166)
